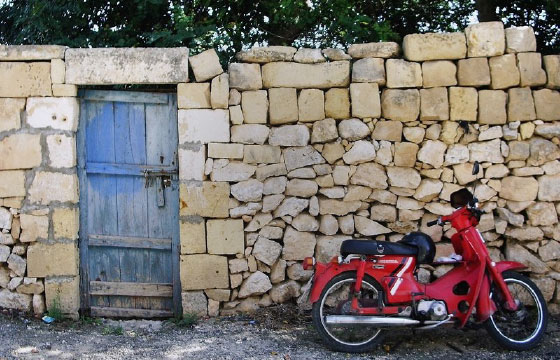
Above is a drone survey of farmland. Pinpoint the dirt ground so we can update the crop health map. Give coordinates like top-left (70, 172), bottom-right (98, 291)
top-left (0, 305), bottom-right (559, 359)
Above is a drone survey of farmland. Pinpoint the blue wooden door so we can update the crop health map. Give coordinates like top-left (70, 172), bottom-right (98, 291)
top-left (78, 90), bottom-right (180, 318)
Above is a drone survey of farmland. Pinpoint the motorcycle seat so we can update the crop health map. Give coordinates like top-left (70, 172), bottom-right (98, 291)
top-left (340, 239), bottom-right (417, 257)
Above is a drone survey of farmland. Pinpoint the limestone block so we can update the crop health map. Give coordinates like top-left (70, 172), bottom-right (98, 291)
top-left (26, 97), bottom-right (79, 131)
top-left (469, 139), bottom-right (504, 163)
top-left (269, 125), bottom-right (310, 147)
top-left (370, 204), bottom-right (397, 222)
top-left (177, 83), bottom-right (211, 109)
top-left (347, 42), bottom-right (400, 59)
top-left (478, 126), bottom-right (503, 141)
top-left (208, 143), bottom-right (243, 159)
top-left (45, 276), bottom-right (79, 316)
top-left (180, 254), bottom-right (229, 290)
top-left (527, 202), bottom-right (558, 226)
top-left (342, 140), bottom-right (376, 165)
top-left (256, 164), bottom-right (287, 181)
top-left (262, 61), bottom-right (350, 89)
top-left (28, 172), bottom-right (78, 204)
top-left (507, 87), bottom-right (536, 122)
top-left (311, 118), bottom-right (338, 144)
top-left (449, 87), bottom-right (478, 121)
top-left (505, 26), bottom-right (537, 53)
top-left (50, 59), bottom-right (65, 84)
top-left (178, 109), bottom-right (229, 144)
top-left (517, 53), bottom-right (547, 87)
top-left (489, 54), bottom-right (520, 89)
top-left (7, 254), bottom-right (25, 276)
top-left (0, 209), bottom-right (11, 230)
top-left (538, 175), bottom-right (560, 201)
top-left (19, 214), bottom-right (48, 243)
top-left (46, 134), bottom-right (76, 168)
top-left (52, 207), bottom-right (79, 240)
top-left (294, 48), bottom-right (325, 63)
top-left (269, 88), bottom-right (298, 124)
top-left (355, 216), bottom-right (391, 236)
top-left (286, 179), bottom-right (318, 198)
top-left (386, 59), bottom-right (422, 88)
top-left (179, 182), bottom-right (230, 218)
top-left (338, 119), bottom-right (370, 140)
top-left (273, 197), bottom-right (309, 218)
top-left (478, 90), bottom-right (507, 125)
top-left (403, 127), bottom-right (425, 143)
top-left (499, 176), bottom-right (538, 201)
top-left (544, 55), bottom-right (560, 89)
top-left (52, 84), bottom-right (78, 97)
top-left (535, 123), bottom-right (560, 139)
top-left (350, 83), bottom-right (381, 118)
top-left (252, 237), bottom-right (282, 266)
top-left (352, 58), bottom-right (385, 85)
top-left (322, 48), bottom-right (351, 61)
top-left (322, 143), bottom-right (345, 164)
top-left (238, 271), bottom-right (272, 298)
top-left (182, 291), bottom-right (208, 316)
top-left (533, 89), bottom-right (560, 121)
top-left (229, 63), bottom-right (262, 90)
top-left (0, 62), bottom-right (52, 97)
top-left (263, 176), bottom-right (288, 195)
top-left (381, 89), bottom-right (420, 122)
top-left (27, 242), bottom-right (78, 277)
top-left (0, 288), bottom-right (31, 311)
top-left (414, 179), bottom-right (443, 202)
top-left (507, 141), bottom-right (530, 161)
top-left (350, 163), bottom-right (388, 189)
top-left (283, 146), bottom-right (324, 171)
top-left (207, 219), bottom-right (244, 255)
top-left (457, 58), bottom-right (490, 86)
top-left (394, 142), bottom-right (419, 167)
top-left (0, 98), bottom-right (25, 132)
top-left (211, 162), bottom-right (256, 182)
top-left (179, 147), bottom-right (205, 181)
top-left (418, 140), bottom-right (447, 168)
top-left (231, 124), bottom-right (270, 144)
top-left (243, 145), bottom-right (281, 164)
top-left (242, 90), bottom-right (269, 124)
top-left (298, 89), bottom-right (325, 122)
top-left (465, 22), bottom-right (505, 58)
top-left (231, 179), bottom-right (263, 202)
top-left (324, 88), bottom-right (350, 119)
top-left (403, 32), bottom-right (466, 61)
top-left (0, 171), bottom-right (26, 198)
top-left (505, 243), bottom-right (546, 274)
top-left (422, 61), bottom-right (457, 88)
top-left (229, 105), bottom-right (244, 125)
top-left (386, 167), bottom-right (421, 189)
top-left (66, 48), bottom-right (189, 84)
top-left (282, 227), bottom-right (316, 260)
top-left (0, 45), bottom-right (65, 60)
top-left (420, 87), bottom-right (449, 121)
top-left (236, 46), bottom-right (296, 63)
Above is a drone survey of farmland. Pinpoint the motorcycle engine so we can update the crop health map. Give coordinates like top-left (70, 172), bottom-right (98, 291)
top-left (417, 300), bottom-right (447, 321)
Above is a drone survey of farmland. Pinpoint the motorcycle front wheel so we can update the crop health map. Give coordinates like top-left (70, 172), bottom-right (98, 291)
top-left (311, 272), bottom-right (384, 353)
top-left (485, 270), bottom-right (548, 351)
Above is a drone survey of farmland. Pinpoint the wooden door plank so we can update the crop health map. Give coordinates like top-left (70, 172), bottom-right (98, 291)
top-left (88, 234), bottom-right (171, 250)
top-left (90, 306), bottom-right (173, 318)
top-left (89, 281), bottom-right (173, 297)
top-left (86, 162), bottom-right (176, 176)
top-left (82, 90), bottom-right (169, 104)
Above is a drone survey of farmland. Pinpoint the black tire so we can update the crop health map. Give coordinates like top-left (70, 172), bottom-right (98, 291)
top-left (311, 272), bottom-right (384, 353)
top-left (485, 271), bottom-right (548, 351)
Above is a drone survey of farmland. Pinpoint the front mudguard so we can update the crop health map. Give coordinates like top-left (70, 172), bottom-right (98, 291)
top-left (308, 261), bottom-right (360, 303)
top-left (494, 260), bottom-right (527, 274)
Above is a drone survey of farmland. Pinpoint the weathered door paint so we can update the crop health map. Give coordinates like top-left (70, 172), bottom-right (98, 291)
top-left (78, 90), bottom-right (180, 318)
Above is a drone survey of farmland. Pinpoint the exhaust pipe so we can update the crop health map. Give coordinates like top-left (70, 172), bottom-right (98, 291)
top-left (325, 315), bottom-right (420, 327)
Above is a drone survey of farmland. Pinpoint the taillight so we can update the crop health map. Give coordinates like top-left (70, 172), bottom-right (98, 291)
top-left (303, 256), bottom-right (316, 270)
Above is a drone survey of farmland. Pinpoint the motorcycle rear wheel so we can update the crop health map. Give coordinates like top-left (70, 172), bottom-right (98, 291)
top-left (311, 272), bottom-right (384, 353)
top-left (485, 271), bottom-right (548, 351)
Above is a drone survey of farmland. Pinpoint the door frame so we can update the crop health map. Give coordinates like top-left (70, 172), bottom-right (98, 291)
top-left (77, 89), bottom-right (181, 317)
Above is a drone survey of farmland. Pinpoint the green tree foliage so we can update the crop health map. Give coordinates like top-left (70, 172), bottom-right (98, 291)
top-left (0, 0), bottom-right (558, 62)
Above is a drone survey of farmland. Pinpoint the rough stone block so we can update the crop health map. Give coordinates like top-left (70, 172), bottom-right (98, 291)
top-left (0, 171), bottom-right (26, 198)
top-left (298, 89), bottom-right (325, 122)
top-left (422, 61), bottom-right (457, 88)
top-left (262, 61), bottom-right (350, 89)
top-left (268, 88), bottom-right (298, 124)
top-left (28, 172), bottom-right (78, 205)
top-left (231, 124), bottom-right (270, 144)
top-left (465, 21), bottom-right (505, 57)
top-left (538, 174), bottom-right (560, 201)
top-left (0, 62), bottom-right (52, 97)
top-left (386, 59), bottom-right (422, 88)
top-left (449, 87), bottom-right (478, 121)
top-left (282, 226), bottom-right (316, 260)
top-left (420, 87), bottom-right (449, 121)
top-left (500, 176), bottom-right (538, 201)
top-left (0, 45), bottom-right (65, 60)
top-left (180, 254), bottom-right (229, 290)
top-left (179, 146), bottom-right (205, 181)
top-left (269, 125), bottom-right (310, 147)
top-left (403, 32), bottom-right (466, 61)
top-left (517, 52), bottom-right (547, 87)
top-left (394, 142), bottom-right (419, 167)
top-left (180, 182), bottom-right (230, 218)
top-left (347, 42), bottom-right (400, 59)
top-left (489, 54), bottom-right (520, 89)
top-left (244, 145), bottom-right (281, 164)
top-left (350, 83), bottom-right (381, 118)
top-left (457, 58), bottom-right (490, 86)
top-left (311, 118), bottom-right (338, 144)
top-left (478, 90), bottom-right (507, 125)
top-left (66, 48), bottom-right (189, 84)
top-left (19, 214), bottom-right (48, 243)
top-left (229, 105), bottom-right (244, 124)
top-left (45, 276), bottom-right (80, 316)
top-left (181, 291), bottom-right (208, 316)
top-left (178, 109), bottom-right (229, 144)
top-left (177, 83), bottom-right (211, 109)
top-left (508, 87), bottom-right (536, 122)
top-left (371, 120), bottom-right (402, 142)
top-left (180, 220), bottom-right (206, 254)
top-left (26, 97), bottom-right (79, 131)
top-left (544, 55), bottom-right (560, 89)
top-left (294, 48), bottom-right (326, 63)
top-left (381, 89), bottom-right (420, 122)
top-left (27, 242), bottom-right (78, 277)
top-left (211, 73), bottom-right (229, 109)
top-left (207, 219), bottom-right (244, 255)
top-left (208, 143), bottom-right (244, 159)
top-left (189, 49), bottom-right (222, 82)
top-left (46, 134), bottom-right (76, 168)
top-left (0, 289), bottom-right (31, 311)
top-left (241, 90), bottom-right (268, 124)
top-left (505, 26), bottom-right (537, 53)
top-left (352, 58), bottom-right (385, 85)
top-left (52, 84), bottom-right (78, 97)
top-left (52, 207), bottom-right (79, 240)
top-left (51, 59), bottom-right (65, 84)
top-left (228, 63), bottom-right (262, 90)
top-left (533, 89), bottom-right (560, 121)
top-left (0, 98), bottom-right (25, 132)
top-left (324, 88), bottom-right (350, 119)
top-left (236, 46), bottom-right (296, 63)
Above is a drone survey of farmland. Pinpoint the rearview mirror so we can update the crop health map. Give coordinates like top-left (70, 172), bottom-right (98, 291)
top-left (472, 161), bottom-right (480, 175)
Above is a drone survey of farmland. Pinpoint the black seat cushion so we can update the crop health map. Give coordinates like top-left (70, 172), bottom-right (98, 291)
top-left (340, 239), bottom-right (418, 257)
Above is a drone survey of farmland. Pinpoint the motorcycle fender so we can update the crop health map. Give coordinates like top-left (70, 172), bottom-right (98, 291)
top-left (494, 261), bottom-right (527, 273)
top-left (309, 262), bottom-right (357, 303)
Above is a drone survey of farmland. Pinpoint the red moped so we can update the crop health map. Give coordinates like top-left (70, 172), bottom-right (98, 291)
top-left (304, 162), bottom-right (548, 352)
